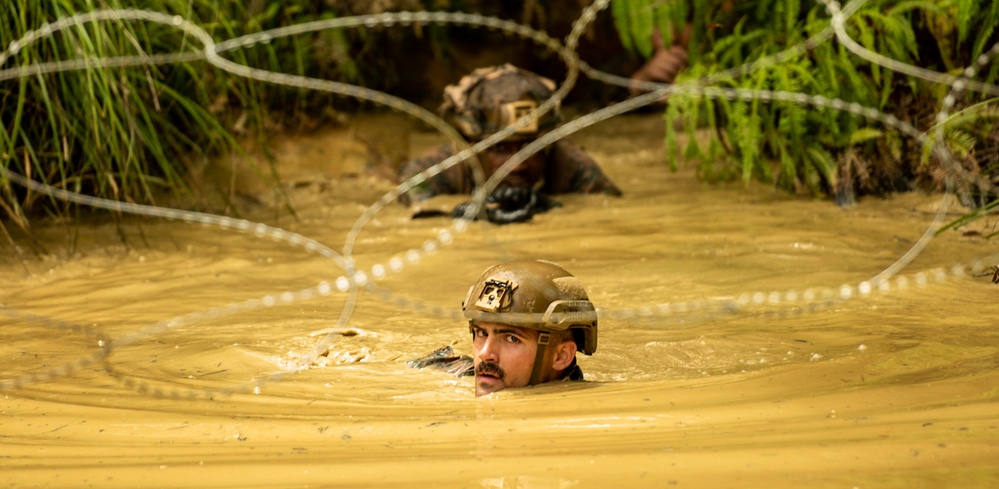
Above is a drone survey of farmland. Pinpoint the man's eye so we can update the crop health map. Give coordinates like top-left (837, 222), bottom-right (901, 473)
top-left (506, 335), bottom-right (520, 344)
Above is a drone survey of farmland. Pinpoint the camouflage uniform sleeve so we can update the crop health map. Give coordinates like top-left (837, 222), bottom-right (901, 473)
top-left (406, 345), bottom-right (473, 377)
top-left (544, 139), bottom-right (623, 196)
top-left (397, 143), bottom-right (468, 205)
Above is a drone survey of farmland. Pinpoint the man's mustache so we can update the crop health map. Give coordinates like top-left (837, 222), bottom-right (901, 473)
top-left (475, 362), bottom-right (505, 379)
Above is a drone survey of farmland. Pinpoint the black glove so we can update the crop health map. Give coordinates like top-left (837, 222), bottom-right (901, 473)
top-left (451, 187), bottom-right (561, 225)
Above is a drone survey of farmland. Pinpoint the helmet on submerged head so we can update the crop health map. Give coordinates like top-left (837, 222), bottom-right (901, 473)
top-left (441, 64), bottom-right (561, 142)
top-left (462, 260), bottom-right (597, 385)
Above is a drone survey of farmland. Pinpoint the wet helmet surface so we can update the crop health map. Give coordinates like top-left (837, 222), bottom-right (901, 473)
top-left (441, 64), bottom-right (561, 142)
top-left (462, 260), bottom-right (597, 355)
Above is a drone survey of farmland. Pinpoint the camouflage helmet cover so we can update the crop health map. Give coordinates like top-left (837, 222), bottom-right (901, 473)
top-left (462, 259), bottom-right (597, 355)
top-left (441, 64), bottom-right (561, 142)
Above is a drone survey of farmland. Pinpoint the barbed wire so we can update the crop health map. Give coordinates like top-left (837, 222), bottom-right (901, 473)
top-left (1, 1), bottom-right (998, 398)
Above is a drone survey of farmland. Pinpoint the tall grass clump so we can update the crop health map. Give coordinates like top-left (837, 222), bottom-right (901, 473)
top-left (0, 0), bottom-right (358, 240)
top-left (613, 0), bottom-right (999, 217)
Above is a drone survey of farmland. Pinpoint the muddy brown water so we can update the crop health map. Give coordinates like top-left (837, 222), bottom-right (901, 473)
top-left (2, 114), bottom-right (998, 488)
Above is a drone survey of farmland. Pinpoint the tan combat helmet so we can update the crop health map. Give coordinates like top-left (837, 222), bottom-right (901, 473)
top-left (441, 64), bottom-right (561, 142)
top-left (462, 260), bottom-right (597, 385)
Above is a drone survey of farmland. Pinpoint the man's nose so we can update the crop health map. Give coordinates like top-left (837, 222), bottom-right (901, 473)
top-left (477, 335), bottom-right (500, 362)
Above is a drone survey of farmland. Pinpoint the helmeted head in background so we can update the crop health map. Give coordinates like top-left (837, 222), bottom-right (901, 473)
top-left (462, 260), bottom-right (597, 396)
top-left (441, 64), bottom-right (561, 142)
top-left (441, 64), bottom-right (561, 188)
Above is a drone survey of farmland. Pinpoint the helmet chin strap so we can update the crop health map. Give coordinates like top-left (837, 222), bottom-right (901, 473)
top-left (528, 332), bottom-right (551, 385)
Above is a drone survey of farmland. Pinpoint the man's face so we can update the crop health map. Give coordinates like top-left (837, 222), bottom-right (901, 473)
top-left (481, 140), bottom-right (546, 189)
top-left (470, 321), bottom-right (541, 396)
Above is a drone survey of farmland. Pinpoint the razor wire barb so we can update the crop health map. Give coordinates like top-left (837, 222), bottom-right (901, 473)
top-left (2, 2), bottom-right (999, 397)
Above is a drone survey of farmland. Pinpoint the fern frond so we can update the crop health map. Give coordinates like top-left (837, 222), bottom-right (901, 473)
top-left (774, 73), bottom-right (806, 145)
top-left (611, 0), bottom-right (635, 53)
top-left (652, 1), bottom-right (688, 49)
top-left (631, 0), bottom-right (655, 58)
top-left (782, 61), bottom-right (823, 95)
top-left (806, 144), bottom-right (837, 186)
top-left (946, 129), bottom-right (979, 158)
top-left (971, 21), bottom-right (996, 61)
top-left (880, 13), bottom-right (917, 60)
top-left (919, 127), bottom-right (978, 165)
top-left (730, 99), bottom-right (762, 184)
top-left (937, 196), bottom-right (999, 235)
top-left (852, 11), bottom-right (882, 85)
top-left (888, 0), bottom-right (945, 17)
top-left (932, 100), bottom-right (999, 129)
top-left (802, 153), bottom-right (822, 193)
top-left (969, 0), bottom-right (999, 60)
top-left (683, 132), bottom-right (703, 161)
top-left (664, 99), bottom-right (681, 170)
top-left (713, 21), bottom-right (770, 68)
top-left (754, 0), bottom-right (778, 26)
top-left (849, 127), bottom-right (884, 146)
top-left (955, 0), bottom-right (980, 42)
top-left (776, 140), bottom-right (798, 191)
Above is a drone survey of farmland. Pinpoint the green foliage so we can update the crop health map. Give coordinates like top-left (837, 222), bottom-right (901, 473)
top-left (937, 197), bottom-right (999, 238)
top-left (0, 0), bottom-right (357, 232)
top-left (613, 0), bottom-right (999, 215)
top-left (612, 0), bottom-right (689, 57)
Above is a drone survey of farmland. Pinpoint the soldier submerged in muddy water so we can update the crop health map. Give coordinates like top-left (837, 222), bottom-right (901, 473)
top-left (409, 260), bottom-right (597, 396)
top-left (398, 64), bottom-right (622, 224)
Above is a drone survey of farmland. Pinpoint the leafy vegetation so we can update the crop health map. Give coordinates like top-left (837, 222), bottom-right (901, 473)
top-left (0, 0), bottom-right (359, 239)
top-left (4, 0), bottom-right (997, 242)
top-left (613, 0), bottom-right (999, 226)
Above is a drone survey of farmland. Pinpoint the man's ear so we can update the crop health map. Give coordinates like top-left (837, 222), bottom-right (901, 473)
top-left (551, 340), bottom-right (577, 371)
